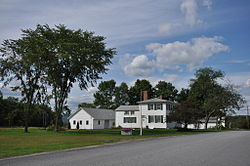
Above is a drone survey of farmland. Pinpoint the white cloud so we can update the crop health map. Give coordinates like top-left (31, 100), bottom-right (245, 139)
top-left (180, 0), bottom-right (201, 26)
top-left (149, 36), bottom-right (228, 70)
top-left (124, 55), bottom-right (155, 76)
top-left (123, 36), bottom-right (228, 76)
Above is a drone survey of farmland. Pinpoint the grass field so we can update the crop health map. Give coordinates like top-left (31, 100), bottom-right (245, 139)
top-left (0, 128), bottom-right (212, 158)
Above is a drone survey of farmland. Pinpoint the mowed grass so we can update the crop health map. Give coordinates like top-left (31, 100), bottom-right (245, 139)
top-left (0, 128), bottom-right (209, 158)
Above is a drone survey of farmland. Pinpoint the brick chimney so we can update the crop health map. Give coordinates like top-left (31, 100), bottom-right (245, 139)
top-left (143, 91), bottom-right (148, 101)
top-left (159, 95), bottom-right (163, 99)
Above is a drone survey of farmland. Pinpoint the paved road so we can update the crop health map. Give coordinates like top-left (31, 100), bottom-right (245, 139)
top-left (1, 131), bottom-right (250, 166)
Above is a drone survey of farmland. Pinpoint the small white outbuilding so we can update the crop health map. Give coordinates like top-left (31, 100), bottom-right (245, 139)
top-left (68, 107), bottom-right (115, 129)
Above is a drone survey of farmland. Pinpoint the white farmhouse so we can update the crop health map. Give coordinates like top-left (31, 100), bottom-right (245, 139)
top-left (115, 94), bottom-right (180, 129)
top-left (68, 107), bottom-right (115, 129)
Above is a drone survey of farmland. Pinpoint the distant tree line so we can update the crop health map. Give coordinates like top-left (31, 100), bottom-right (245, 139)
top-left (0, 92), bottom-right (54, 127)
top-left (226, 116), bottom-right (250, 129)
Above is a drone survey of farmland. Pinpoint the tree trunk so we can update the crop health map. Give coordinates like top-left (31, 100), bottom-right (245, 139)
top-left (24, 105), bottom-right (29, 133)
top-left (184, 123), bottom-right (188, 129)
top-left (204, 116), bottom-right (209, 130)
top-left (54, 88), bottom-right (58, 132)
top-left (24, 120), bottom-right (28, 133)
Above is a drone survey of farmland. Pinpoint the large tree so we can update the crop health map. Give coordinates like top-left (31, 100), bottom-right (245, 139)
top-left (189, 67), bottom-right (244, 129)
top-left (114, 82), bottom-right (130, 107)
top-left (153, 81), bottom-right (178, 101)
top-left (39, 24), bottom-right (115, 131)
top-left (129, 79), bottom-right (153, 105)
top-left (94, 80), bottom-right (116, 109)
top-left (1, 24), bottom-right (115, 131)
top-left (0, 30), bottom-right (49, 132)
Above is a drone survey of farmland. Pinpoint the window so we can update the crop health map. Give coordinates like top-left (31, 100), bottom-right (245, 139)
top-left (155, 103), bottom-right (163, 110)
top-left (124, 111), bottom-right (129, 115)
top-left (148, 115), bottom-right (154, 123)
top-left (73, 120), bottom-right (76, 125)
top-left (155, 115), bottom-right (163, 123)
top-left (131, 111), bottom-right (135, 115)
top-left (123, 117), bottom-right (137, 123)
top-left (148, 115), bottom-right (164, 123)
top-left (98, 120), bottom-right (101, 125)
top-left (86, 120), bottom-right (89, 125)
top-left (79, 120), bottom-right (82, 125)
top-left (148, 104), bottom-right (154, 110)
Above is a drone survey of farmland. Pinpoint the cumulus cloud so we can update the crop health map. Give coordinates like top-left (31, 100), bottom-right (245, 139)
top-left (124, 55), bottom-right (155, 76)
top-left (147, 36), bottom-right (228, 70)
top-left (180, 0), bottom-right (201, 26)
top-left (122, 36), bottom-right (229, 76)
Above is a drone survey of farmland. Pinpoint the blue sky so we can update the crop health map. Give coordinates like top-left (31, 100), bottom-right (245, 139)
top-left (0, 0), bottom-right (250, 114)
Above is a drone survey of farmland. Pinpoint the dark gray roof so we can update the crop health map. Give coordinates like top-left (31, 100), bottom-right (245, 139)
top-left (137, 98), bottom-right (175, 104)
top-left (68, 107), bottom-right (115, 120)
top-left (115, 105), bottom-right (139, 111)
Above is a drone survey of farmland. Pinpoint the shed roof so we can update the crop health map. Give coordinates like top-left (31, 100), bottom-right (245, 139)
top-left (68, 107), bottom-right (115, 120)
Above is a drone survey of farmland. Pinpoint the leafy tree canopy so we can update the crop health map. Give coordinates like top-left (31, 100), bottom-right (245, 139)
top-left (78, 102), bottom-right (96, 108)
top-left (114, 82), bottom-right (129, 107)
top-left (129, 79), bottom-right (153, 105)
top-left (189, 67), bottom-right (244, 129)
top-left (154, 81), bottom-right (178, 101)
top-left (94, 80), bottom-right (116, 109)
top-left (0, 24), bottom-right (116, 131)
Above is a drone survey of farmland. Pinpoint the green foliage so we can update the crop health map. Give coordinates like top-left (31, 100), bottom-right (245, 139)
top-left (153, 81), bottom-right (178, 101)
top-left (114, 82), bottom-right (130, 107)
top-left (176, 88), bottom-right (189, 103)
top-left (0, 30), bottom-right (49, 132)
top-left (189, 67), bottom-right (244, 129)
top-left (209, 125), bottom-right (225, 130)
top-left (0, 96), bottom-right (53, 127)
top-left (94, 80), bottom-right (116, 109)
top-left (78, 102), bottom-right (96, 108)
top-left (0, 97), bottom-right (22, 126)
top-left (1, 24), bottom-right (115, 131)
top-left (226, 116), bottom-right (250, 129)
top-left (169, 100), bottom-right (201, 128)
top-left (129, 79), bottom-right (153, 104)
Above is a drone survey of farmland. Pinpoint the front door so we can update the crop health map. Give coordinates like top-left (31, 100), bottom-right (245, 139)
top-left (104, 120), bottom-right (109, 129)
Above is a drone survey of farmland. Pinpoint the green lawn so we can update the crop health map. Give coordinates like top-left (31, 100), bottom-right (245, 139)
top-left (0, 128), bottom-right (212, 158)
